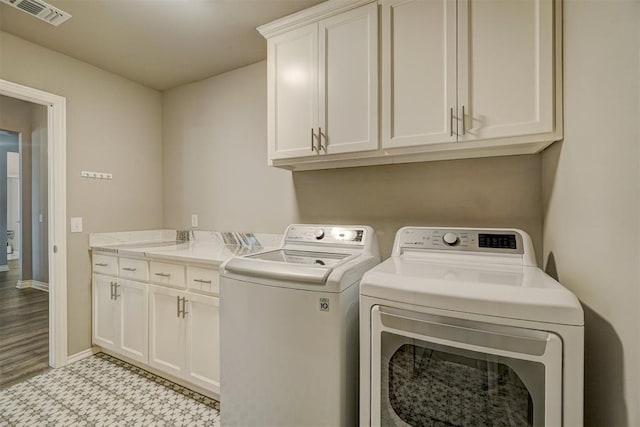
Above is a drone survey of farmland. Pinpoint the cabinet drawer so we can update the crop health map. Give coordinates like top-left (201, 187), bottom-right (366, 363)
top-left (150, 261), bottom-right (186, 289)
top-left (119, 257), bottom-right (149, 281)
top-left (93, 254), bottom-right (118, 276)
top-left (187, 266), bottom-right (219, 296)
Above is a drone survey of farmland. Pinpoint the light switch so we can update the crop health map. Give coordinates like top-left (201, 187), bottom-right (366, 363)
top-left (39, 214), bottom-right (43, 223)
top-left (70, 217), bottom-right (83, 233)
top-left (191, 214), bottom-right (198, 228)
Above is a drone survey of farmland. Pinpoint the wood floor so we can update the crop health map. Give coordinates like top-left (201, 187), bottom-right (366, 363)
top-left (0, 260), bottom-right (49, 389)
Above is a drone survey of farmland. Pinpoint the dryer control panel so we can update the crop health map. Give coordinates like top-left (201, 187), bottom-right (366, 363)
top-left (397, 228), bottom-right (525, 255)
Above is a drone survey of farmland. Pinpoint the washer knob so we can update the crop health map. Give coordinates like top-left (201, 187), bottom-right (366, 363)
top-left (314, 229), bottom-right (325, 240)
top-left (443, 232), bottom-right (459, 246)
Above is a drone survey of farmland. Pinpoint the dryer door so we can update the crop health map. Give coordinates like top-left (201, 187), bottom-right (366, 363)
top-left (370, 305), bottom-right (562, 427)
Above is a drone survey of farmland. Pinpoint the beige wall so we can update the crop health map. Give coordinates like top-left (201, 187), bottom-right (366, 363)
top-left (162, 62), bottom-right (299, 234)
top-left (0, 31), bottom-right (164, 355)
top-left (162, 60), bottom-right (543, 260)
top-left (542, 0), bottom-right (640, 425)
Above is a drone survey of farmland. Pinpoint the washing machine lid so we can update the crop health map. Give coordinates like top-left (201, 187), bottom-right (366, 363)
top-left (223, 249), bottom-right (355, 285)
top-left (360, 256), bottom-right (583, 326)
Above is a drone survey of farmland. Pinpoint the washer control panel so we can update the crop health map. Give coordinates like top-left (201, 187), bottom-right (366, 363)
top-left (285, 225), bottom-right (366, 246)
top-left (398, 228), bottom-right (524, 254)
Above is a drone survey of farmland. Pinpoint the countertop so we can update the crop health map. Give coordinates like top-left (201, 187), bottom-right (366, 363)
top-left (90, 230), bottom-right (282, 267)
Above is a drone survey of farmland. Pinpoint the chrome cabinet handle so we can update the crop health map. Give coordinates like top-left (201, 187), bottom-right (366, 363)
top-left (109, 281), bottom-right (115, 300)
top-left (317, 127), bottom-right (325, 152)
top-left (461, 105), bottom-right (466, 135)
top-left (182, 297), bottom-right (188, 319)
top-left (122, 267), bottom-right (137, 272)
top-left (450, 107), bottom-right (454, 137)
top-left (113, 283), bottom-right (120, 300)
top-left (311, 128), bottom-right (318, 152)
top-left (155, 272), bottom-right (171, 278)
top-left (95, 263), bottom-right (108, 267)
top-left (193, 279), bottom-right (212, 284)
top-left (176, 296), bottom-right (188, 318)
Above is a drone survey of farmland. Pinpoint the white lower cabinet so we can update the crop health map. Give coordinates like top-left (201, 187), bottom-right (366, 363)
top-left (93, 274), bottom-right (118, 350)
top-left (148, 285), bottom-right (187, 378)
top-left (93, 255), bottom-right (220, 395)
top-left (92, 274), bottom-right (148, 364)
top-left (148, 285), bottom-right (220, 394)
top-left (185, 293), bottom-right (220, 391)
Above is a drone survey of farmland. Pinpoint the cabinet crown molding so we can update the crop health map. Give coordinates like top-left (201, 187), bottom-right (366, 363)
top-left (257, 0), bottom-right (376, 38)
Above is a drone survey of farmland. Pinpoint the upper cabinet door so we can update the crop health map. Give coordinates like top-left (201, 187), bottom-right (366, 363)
top-left (381, 0), bottom-right (457, 149)
top-left (457, 0), bottom-right (555, 141)
top-left (268, 23), bottom-right (319, 160)
top-left (318, 2), bottom-right (378, 155)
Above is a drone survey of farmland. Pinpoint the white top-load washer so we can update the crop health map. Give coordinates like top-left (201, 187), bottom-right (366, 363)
top-left (360, 227), bottom-right (584, 427)
top-left (220, 224), bottom-right (380, 427)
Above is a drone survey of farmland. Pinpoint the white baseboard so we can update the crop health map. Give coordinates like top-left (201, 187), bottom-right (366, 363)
top-left (16, 280), bottom-right (49, 292)
top-left (66, 346), bottom-right (101, 364)
top-left (0, 265), bottom-right (8, 272)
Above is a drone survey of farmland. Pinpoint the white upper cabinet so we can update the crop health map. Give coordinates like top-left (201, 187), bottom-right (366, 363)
top-left (263, 1), bottom-right (378, 161)
top-left (382, 0), bottom-right (457, 148)
top-left (318, 3), bottom-right (378, 155)
top-left (260, 0), bottom-right (562, 170)
top-left (457, 0), bottom-right (555, 142)
top-left (268, 23), bottom-right (318, 159)
top-left (383, 0), bottom-right (557, 149)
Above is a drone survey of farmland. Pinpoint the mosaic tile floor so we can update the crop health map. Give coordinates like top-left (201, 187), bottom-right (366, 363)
top-left (0, 353), bottom-right (220, 426)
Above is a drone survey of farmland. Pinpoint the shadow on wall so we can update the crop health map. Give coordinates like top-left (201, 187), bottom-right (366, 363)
top-left (292, 154), bottom-right (543, 258)
top-left (545, 252), bottom-right (628, 427)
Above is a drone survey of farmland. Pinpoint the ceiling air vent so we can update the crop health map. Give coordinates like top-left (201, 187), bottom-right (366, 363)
top-left (1, 0), bottom-right (71, 26)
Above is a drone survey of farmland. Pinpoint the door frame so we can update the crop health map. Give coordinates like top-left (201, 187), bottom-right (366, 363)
top-left (0, 79), bottom-right (68, 368)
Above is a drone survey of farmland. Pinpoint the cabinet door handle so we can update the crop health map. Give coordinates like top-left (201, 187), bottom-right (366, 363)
top-left (193, 279), bottom-right (212, 284)
top-left (318, 127), bottom-right (325, 152)
top-left (311, 128), bottom-right (317, 152)
top-left (176, 295), bottom-right (181, 318)
top-left (181, 297), bottom-right (188, 318)
top-left (109, 281), bottom-right (115, 300)
top-left (122, 267), bottom-right (136, 272)
top-left (113, 283), bottom-right (120, 300)
top-left (461, 105), bottom-right (466, 135)
top-left (450, 107), bottom-right (454, 137)
top-left (155, 272), bottom-right (171, 278)
top-left (95, 263), bottom-right (108, 267)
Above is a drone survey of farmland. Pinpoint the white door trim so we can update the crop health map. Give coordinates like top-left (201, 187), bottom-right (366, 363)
top-left (0, 79), bottom-right (68, 368)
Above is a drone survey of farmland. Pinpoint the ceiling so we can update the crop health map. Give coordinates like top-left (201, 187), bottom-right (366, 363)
top-left (0, 0), bottom-right (325, 91)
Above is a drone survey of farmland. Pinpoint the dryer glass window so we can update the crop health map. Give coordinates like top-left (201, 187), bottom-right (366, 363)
top-left (381, 334), bottom-right (545, 427)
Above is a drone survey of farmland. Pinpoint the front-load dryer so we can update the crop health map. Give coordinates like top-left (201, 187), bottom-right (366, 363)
top-left (360, 227), bottom-right (584, 427)
top-left (220, 224), bottom-right (380, 427)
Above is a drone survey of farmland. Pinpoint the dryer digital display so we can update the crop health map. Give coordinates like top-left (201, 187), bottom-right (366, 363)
top-left (478, 233), bottom-right (517, 250)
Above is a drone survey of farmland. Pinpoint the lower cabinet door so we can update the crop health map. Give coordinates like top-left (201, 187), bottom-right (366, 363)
top-left (148, 285), bottom-right (186, 378)
top-left (118, 279), bottom-right (148, 363)
top-left (185, 293), bottom-right (220, 393)
top-left (93, 274), bottom-right (118, 351)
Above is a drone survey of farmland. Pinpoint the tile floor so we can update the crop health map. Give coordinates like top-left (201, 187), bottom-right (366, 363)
top-left (0, 353), bottom-right (220, 426)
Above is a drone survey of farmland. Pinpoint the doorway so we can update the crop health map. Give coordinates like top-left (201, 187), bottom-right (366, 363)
top-left (0, 102), bottom-right (51, 387)
top-left (0, 79), bottom-right (68, 371)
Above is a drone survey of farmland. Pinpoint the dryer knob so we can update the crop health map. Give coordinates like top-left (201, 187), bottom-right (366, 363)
top-left (314, 229), bottom-right (325, 240)
top-left (443, 232), bottom-right (459, 246)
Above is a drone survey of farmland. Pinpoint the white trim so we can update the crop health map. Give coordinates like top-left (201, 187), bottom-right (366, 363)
top-left (16, 279), bottom-right (49, 292)
top-left (66, 346), bottom-right (101, 364)
top-left (257, 0), bottom-right (376, 38)
top-left (0, 79), bottom-right (68, 369)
